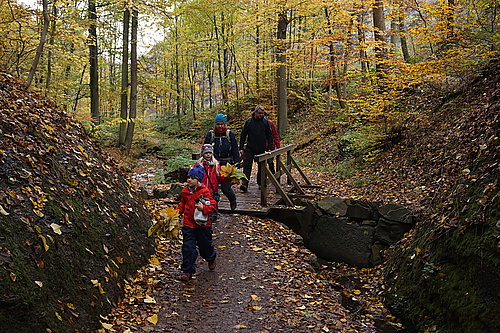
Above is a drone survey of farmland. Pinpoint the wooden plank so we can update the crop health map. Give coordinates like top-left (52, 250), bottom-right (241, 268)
top-left (217, 181), bottom-right (279, 215)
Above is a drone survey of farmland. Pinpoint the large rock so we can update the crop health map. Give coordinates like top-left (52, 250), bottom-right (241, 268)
top-left (317, 197), bottom-right (348, 216)
top-left (308, 216), bottom-right (375, 267)
top-left (273, 197), bottom-right (416, 268)
top-left (346, 199), bottom-right (380, 220)
top-left (375, 204), bottom-right (415, 244)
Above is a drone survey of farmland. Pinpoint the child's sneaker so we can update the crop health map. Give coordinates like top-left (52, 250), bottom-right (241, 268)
top-left (178, 272), bottom-right (192, 282)
top-left (208, 259), bottom-right (217, 270)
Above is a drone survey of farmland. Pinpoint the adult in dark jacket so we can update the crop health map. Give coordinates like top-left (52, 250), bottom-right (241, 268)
top-left (238, 105), bottom-right (274, 192)
top-left (204, 114), bottom-right (239, 210)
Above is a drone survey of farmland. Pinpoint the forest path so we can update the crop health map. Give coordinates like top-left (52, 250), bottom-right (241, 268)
top-left (98, 156), bottom-right (407, 333)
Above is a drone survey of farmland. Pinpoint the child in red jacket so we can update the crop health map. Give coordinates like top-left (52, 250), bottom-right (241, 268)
top-left (176, 163), bottom-right (217, 282)
top-left (198, 144), bottom-right (226, 221)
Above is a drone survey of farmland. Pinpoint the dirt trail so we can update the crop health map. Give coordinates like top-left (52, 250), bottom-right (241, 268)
top-left (102, 210), bottom-right (405, 333)
top-left (99, 157), bottom-right (406, 333)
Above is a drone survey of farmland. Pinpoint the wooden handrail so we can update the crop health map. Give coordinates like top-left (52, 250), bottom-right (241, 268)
top-left (254, 144), bottom-right (311, 206)
top-left (255, 144), bottom-right (294, 162)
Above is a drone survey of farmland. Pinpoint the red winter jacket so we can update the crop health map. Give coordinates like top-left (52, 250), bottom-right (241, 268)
top-left (268, 119), bottom-right (280, 150)
top-left (200, 159), bottom-right (229, 190)
top-left (176, 184), bottom-right (217, 228)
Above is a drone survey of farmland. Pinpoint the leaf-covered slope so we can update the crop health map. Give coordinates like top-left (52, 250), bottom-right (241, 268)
top-left (287, 59), bottom-right (499, 332)
top-left (380, 61), bottom-right (500, 333)
top-left (0, 71), bottom-right (155, 332)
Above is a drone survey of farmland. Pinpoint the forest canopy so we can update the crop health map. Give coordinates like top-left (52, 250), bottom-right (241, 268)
top-left (1, 0), bottom-right (499, 153)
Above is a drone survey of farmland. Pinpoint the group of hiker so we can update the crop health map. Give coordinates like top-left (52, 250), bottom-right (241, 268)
top-left (175, 105), bottom-right (280, 282)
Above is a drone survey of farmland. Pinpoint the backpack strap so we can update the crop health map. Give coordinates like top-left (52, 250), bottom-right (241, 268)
top-left (210, 129), bottom-right (231, 144)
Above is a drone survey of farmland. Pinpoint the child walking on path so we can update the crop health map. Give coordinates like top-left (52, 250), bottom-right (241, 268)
top-left (198, 143), bottom-right (226, 220)
top-left (176, 163), bottom-right (217, 282)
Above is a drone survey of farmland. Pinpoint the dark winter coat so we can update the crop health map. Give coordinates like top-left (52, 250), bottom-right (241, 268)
top-left (204, 129), bottom-right (240, 165)
top-left (239, 116), bottom-right (274, 154)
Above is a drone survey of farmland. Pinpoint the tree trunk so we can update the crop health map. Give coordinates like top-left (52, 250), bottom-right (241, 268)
top-left (119, 9), bottom-right (130, 147)
top-left (88, 0), bottom-right (100, 124)
top-left (27, 0), bottom-right (50, 87)
top-left (256, 24), bottom-right (260, 91)
top-left (213, 13), bottom-right (230, 104)
top-left (45, 4), bottom-right (57, 95)
top-left (73, 65), bottom-right (87, 114)
top-left (276, 11), bottom-right (288, 137)
top-left (125, 9), bottom-right (137, 156)
top-left (174, 17), bottom-right (181, 128)
top-left (208, 60), bottom-right (214, 108)
top-left (399, 17), bottom-right (410, 62)
top-left (372, 0), bottom-right (386, 73)
top-left (446, 0), bottom-right (456, 40)
top-left (325, 7), bottom-right (346, 109)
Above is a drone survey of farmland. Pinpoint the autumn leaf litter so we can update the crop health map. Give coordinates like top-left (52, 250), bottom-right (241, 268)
top-left (97, 158), bottom-right (403, 333)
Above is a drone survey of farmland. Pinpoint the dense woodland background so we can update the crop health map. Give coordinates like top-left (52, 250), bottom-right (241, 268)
top-left (1, 0), bottom-right (499, 332)
top-left (2, 0), bottom-right (498, 155)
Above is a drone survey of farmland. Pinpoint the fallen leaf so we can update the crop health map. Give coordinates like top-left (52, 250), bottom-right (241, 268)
top-left (39, 235), bottom-right (49, 251)
top-left (101, 322), bottom-right (113, 329)
top-left (0, 205), bottom-right (9, 215)
top-left (144, 295), bottom-right (156, 304)
top-left (150, 257), bottom-right (161, 266)
top-left (248, 305), bottom-right (262, 311)
top-left (146, 314), bottom-right (158, 325)
top-left (50, 223), bottom-right (62, 235)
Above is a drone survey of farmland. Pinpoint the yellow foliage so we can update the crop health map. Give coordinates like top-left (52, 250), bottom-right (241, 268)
top-left (148, 206), bottom-right (180, 239)
top-left (219, 164), bottom-right (248, 184)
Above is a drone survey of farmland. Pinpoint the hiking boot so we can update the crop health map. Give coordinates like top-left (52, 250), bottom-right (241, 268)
top-left (178, 272), bottom-right (191, 282)
top-left (230, 200), bottom-right (237, 210)
top-left (208, 259), bottom-right (217, 270)
top-left (240, 184), bottom-right (247, 192)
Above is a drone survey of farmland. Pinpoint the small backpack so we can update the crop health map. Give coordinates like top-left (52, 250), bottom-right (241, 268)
top-left (209, 129), bottom-right (231, 144)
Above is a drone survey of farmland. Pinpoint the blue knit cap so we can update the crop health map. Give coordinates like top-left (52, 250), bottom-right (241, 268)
top-left (187, 163), bottom-right (205, 182)
top-left (214, 114), bottom-right (227, 123)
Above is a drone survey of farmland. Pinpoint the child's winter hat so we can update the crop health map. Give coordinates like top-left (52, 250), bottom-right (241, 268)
top-left (187, 163), bottom-right (205, 182)
top-left (200, 144), bottom-right (214, 155)
top-left (214, 114), bottom-right (227, 123)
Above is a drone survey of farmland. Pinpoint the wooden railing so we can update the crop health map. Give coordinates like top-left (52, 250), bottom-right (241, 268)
top-left (255, 144), bottom-right (312, 207)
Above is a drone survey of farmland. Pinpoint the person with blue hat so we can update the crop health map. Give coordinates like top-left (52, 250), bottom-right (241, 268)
top-left (203, 114), bottom-right (239, 210)
top-left (176, 163), bottom-right (217, 282)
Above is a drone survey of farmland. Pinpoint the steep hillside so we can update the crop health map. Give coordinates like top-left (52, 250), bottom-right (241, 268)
top-left (380, 61), bottom-right (499, 332)
top-left (0, 71), bottom-right (155, 332)
top-left (292, 60), bottom-right (499, 332)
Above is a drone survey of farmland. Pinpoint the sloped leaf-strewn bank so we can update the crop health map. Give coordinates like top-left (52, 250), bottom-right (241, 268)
top-left (383, 80), bottom-right (500, 332)
top-left (0, 71), bottom-right (155, 332)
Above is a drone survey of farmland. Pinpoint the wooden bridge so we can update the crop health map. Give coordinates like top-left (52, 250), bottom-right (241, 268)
top-left (217, 144), bottom-right (317, 216)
